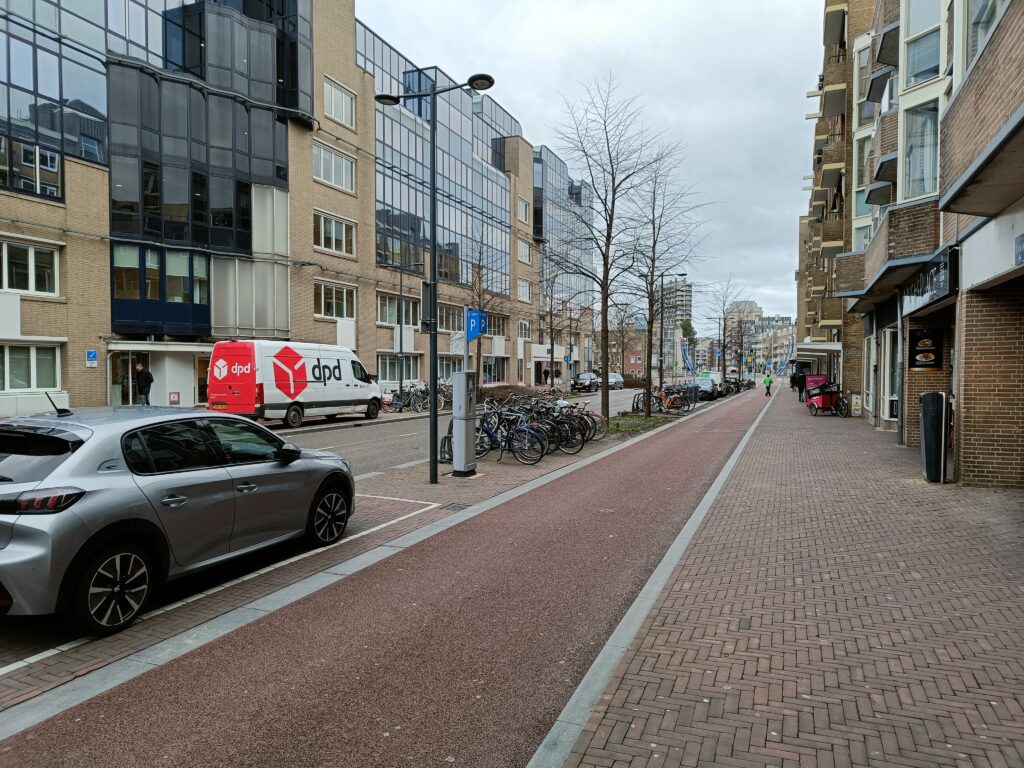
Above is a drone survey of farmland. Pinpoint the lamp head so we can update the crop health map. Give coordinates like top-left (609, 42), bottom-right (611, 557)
top-left (467, 73), bottom-right (495, 92)
top-left (375, 93), bottom-right (402, 106)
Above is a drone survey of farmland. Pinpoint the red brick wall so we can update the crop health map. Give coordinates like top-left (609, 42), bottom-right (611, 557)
top-left (941, 4), bottom-right (1024, 194)
top-left (902, 311), bottom-right (955, 449)
top-left (955, 279), bottom-right (1024, 487)
top-left (888, 200), bottom-right (941, 258)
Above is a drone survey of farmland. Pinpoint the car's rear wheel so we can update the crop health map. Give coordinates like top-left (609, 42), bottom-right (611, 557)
top-left (284, 404), bottom-right (303, 428)
top-left (307, 485), bottom-right (349, 545)
top-left (72, 543), bottom-right (153, 635)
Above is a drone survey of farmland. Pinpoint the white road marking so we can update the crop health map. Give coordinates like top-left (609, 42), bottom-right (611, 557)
top-left (390, 458), bottom-right (428, 470)
top-left (398, 432), bottom-right (421, 437)
top-left (354, 471), bottom-right (384, 481)
top-left (0, 497), bottom-right (440, 682)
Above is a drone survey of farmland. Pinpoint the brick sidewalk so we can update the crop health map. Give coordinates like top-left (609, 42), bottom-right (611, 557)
top-left (567, 393), bottom-right (1024, 768)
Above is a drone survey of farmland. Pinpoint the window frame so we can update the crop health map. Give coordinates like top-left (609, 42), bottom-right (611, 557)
top-left (0, 345), bottom-right (61, 392)
top-left (487, 314), bottom-right (508, 338)
top-left (903, 0), bottom-right (942, 89)
top-left (517, 278), bottom-right (532, 303)
top-left (902, 98), bottom-right (940, 201)
top-left (437, 303), bottom-right (464, 333)
top-left (313, 209), bottom-right (357, 258)
top-left (312, 141), bottom-right (357, 193)
top-left (376, 293), bottom-right (420, 327)
top-left (516, 196), bottom-right (530, 223)
top-left (516, 238), bottom-right (532, 264)
top-left (323, 76), bottom-right (356, 130)
top-left (206, 418), bottom-right (284, 466)
top-left (518, 318), bottom-right (532, 340)
top-left (1, 242), bottom-right (60, 297)
top-left (121, 419), bottom-right (226, 476)
top-left (313, 280), bottom-right (356, 320)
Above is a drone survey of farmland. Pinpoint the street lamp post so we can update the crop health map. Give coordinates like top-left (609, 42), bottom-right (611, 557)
top-left (376, 72), bottom-right (495, 485)
top-left (396, 257), bottom-right (424, 409)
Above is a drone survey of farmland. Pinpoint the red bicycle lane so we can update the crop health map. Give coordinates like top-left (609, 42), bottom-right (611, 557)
top-left (0, 393), bottom-right (767, 768)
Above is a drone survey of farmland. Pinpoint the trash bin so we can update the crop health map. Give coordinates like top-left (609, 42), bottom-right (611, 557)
top-left (919, 391), bottom-right (946, 483)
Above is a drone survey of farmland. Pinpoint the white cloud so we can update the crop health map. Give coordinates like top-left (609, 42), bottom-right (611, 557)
top-left (355, 0), bottom-right (821, 335)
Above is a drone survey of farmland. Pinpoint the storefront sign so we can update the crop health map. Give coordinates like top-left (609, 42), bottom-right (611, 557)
top-left (1015, 234), bottom-right (1024, 267)
top-left (908, 329), bottom-right (943, 370)
top-left (902, 250), bottom-right (953, 316)
top-left (851, 394), bottom-right (862, 417)
top-left (169, 391), bottom-right (181, 405)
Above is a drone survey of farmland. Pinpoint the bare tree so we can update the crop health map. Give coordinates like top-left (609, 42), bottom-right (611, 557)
top-left (537, 259), bottom-right (593, 387)
top-left (627, 145), bottom-right (705, 415)
top-left (550, 75), bottom-right (667, 421)
top-left (701, 277), bottom-right (749, 381)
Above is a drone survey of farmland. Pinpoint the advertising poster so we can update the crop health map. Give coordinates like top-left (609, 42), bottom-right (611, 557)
top-left (909, 329), bottom-right (943, 370)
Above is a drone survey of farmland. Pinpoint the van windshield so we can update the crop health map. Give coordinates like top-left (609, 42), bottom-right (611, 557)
top-left (0, 431), bottom-right (79, 483)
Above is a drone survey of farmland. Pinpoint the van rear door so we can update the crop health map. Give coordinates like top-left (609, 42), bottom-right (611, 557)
top-left (208, 342), bottom-right (257, 415)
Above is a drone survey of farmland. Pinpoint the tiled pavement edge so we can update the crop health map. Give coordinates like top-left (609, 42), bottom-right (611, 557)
top-left (0, 401), bottom-right (717, 718)
top-left (562, 393), bottom-right (1024, 768)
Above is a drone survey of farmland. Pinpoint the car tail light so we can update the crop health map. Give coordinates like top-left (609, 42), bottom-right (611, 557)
top-left (15, 488), bottom-right (85, 514)
top-left (255, 383), bottom-right (264, 405)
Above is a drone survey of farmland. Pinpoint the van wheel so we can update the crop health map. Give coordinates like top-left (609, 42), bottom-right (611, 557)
top-left (364, 400), bottom-right (380, 420)
top-left (284, 404), bottom-right (303, 428)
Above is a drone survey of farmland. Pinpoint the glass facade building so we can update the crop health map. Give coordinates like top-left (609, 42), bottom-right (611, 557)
top-left (356, 22), bottom-right (514, 298)
top-left (0, 0), bottom-right (313, 338)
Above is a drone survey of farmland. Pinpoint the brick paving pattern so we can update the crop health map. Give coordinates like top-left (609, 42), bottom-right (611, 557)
top-left (0, 406), bottom-right (697, 715)
top-left (567, 393), bottom-right (1024, 768)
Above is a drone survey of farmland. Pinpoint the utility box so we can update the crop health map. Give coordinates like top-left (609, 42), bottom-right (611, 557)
top-left (452, 370), bottom-right (478, 477)
top-left (919, 391), bottom-right (946, 483)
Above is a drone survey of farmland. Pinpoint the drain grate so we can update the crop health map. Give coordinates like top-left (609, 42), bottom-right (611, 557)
top-left (442, 503), bottom-right (470, 512)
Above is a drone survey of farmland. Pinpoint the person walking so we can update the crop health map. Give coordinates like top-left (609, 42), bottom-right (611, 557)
top-left (796, 371), bottom-right (807, 402)
top-left (763, 371), bottom-right (773, 397)
top-left (789, 371), bottom-right (797, 391)
top-left (134, 361), bottom-right (154, 406)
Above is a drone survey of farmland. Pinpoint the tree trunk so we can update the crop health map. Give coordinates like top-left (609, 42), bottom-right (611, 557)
top-left (644, 293), bottom-right (655, 417)
top-left (600, 285), bottom-right (610, 422)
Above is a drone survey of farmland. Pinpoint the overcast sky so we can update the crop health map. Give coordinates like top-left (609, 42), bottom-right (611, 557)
top-left (355, 1), bottom-right (821, 336)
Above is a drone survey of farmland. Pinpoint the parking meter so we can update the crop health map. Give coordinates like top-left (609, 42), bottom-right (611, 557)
top-left (452, 370), bottom-right (477, 476)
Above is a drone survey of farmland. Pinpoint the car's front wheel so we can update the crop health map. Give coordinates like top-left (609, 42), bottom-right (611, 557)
top-left (72, 543), bottom-right (154, 635)
top-left (307, 485), bottom-right (350, 545)
top-left (365, 399), bottom-right (380, 419)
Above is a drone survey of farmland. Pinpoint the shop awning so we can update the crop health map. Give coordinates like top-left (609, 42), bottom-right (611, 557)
top-left (823, 3), bottom-right (848, 45)
top-left (847, 252), bottom-right (935, 314)
top-left (106, 341), bottom-right (215, 353)
top-left (796, 341), bottom-right (842, 361)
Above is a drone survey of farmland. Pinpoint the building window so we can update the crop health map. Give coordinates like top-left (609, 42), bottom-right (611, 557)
top-left (377, 354), bottom-right (420, 381)
top-left (855, 48), bottom-right (875, 126)
top-left (482, 356), bottom-right (508, 384)
top-left (314, 282), bottom-right (356, 319)
top-left (518, 319), bottom-right (532, 339)
top-left (437, 304), bottom-right (464, 332)
top-left (438, 356), bottom-right (463, 380)
top-left (377, 293), bottom-right (419, 326)
top-left (967, 0), bottom-right (1009, 67)
top-left (517, 238), bottom-right (532, 264)
top-left (323, 78), bottom-right (356, 128)
top-left (314, 211), bottom-right (356, 257)
top-left (854, 225), bottom-right (873, 251)
top-left (863, 335), bottom-right (875, 413)
top-left (517, 197), bottom-right (530, 222)
top-left (1, 242), bottom-right (58, 296)
top-left (165, 250), bottom-right (191, 303)
top-left (0, 345), bottom-right (59, 391)
top-left (904, 100), bottom-right (939, 198)
top-left (313, 142), bottom-right (356, 192)
top-left (193, 254), bottom-right (209, 305)
top-left (517, 278), bottom-right (532, 303)
top-left (905, 0), bottom-right (941, 86)
top-left (487, 314), bottom-right (508, 337)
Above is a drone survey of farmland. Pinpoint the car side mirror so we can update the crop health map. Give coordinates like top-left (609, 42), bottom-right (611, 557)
top-left (278, 443), bottom-right (302, 463)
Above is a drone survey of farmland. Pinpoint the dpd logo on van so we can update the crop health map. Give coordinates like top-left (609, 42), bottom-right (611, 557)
top-left (272, 346), bottom-right (308, 400)
top-left (212, 359), bottom-right (228, 380)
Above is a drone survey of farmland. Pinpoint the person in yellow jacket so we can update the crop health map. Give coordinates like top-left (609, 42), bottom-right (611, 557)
top-left (763, 371), bottom-right (773, 397)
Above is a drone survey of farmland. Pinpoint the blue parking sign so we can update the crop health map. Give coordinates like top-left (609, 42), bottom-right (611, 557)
top-left (466, 309), bottom-right (488, 343)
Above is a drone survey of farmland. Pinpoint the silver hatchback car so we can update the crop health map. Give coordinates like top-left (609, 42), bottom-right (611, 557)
top-left (0, 407), bottom-right (354, 635)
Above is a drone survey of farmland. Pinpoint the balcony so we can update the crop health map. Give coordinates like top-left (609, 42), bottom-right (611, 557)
top-left (821, 84), bottom-right (847, 118)
top-left (940, 4), bottom-right (1024, 215)
top-left (823, 214), bottom-right (844, 243)
top-left (836, 252), bottom-right (865, 295)
top-left (823, 49), bottom-right (847, 87)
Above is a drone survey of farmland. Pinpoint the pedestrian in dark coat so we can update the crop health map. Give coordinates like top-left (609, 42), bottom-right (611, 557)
top-left (789, 372), bottom-right (797, 391)
top-left (796, 372), bottom-right (807, 402)
top-left (134, 362), bottom-right (154, 406)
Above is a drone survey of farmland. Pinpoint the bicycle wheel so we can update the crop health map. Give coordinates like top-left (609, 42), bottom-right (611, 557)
top-left (837, 399), bottom-right (850, 418)
top-left (439, 435), bottom-right (453, 463)
top-left (556, 419), bottom-right (585, 455)
top-left (510, 427), bottom-right (545, 465)
top-left (410, 393), bottom-right (426, 413)
top-left (475, 427), bottom-right (492, 458)
top-left (589, 413), bottom-right (609, 441)
top-left (381, 395), bottom-right (398, 414)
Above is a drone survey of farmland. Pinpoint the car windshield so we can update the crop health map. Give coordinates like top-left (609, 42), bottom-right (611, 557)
top-left (0, 431), bottom-right (77, 483)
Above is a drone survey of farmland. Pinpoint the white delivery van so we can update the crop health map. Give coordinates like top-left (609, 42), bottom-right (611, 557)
top-left (207, 340), bottom-right (382, 427)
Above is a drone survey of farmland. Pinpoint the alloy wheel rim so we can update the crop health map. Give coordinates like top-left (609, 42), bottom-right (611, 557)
top-left (314, 492), bottom-right (348, 541)
top-left (88, 553), bottom-right (149, 628)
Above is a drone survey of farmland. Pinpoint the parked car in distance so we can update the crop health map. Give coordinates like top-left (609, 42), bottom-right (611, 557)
top-left (571, 372), bottom-right (600, 392)
top-left (207, 340), bottom-right (382, 428)
top-left (695, 377), bottom-right (718, 400)
top-left (0, 408), bottom-right (354, 635)
top-left (605, 373), bottom-right (625, 390)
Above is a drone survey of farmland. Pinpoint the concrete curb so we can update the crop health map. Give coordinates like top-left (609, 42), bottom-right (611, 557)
top-left (0, 394), bottom-right (739, 742)
top-left (525, 393), bottom-right (774, 768)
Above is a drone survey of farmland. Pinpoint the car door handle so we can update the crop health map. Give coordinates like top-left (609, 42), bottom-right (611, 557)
top-left (161, 494), bottom-right (188, 508)
top-left (236, 482), bottom-right (258, 494)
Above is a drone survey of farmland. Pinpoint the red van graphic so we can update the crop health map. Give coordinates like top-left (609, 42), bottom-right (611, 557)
top-left (272, 345), bottom-right (308, 400)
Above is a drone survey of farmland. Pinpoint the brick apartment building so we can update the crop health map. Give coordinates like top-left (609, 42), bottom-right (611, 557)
top-left (0, 0), bottom-right (593, 418)
top-left (800, 0), bottom-right (1023, 487)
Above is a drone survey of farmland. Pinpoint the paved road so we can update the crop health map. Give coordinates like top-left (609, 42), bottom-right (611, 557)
top-left (0, 392), bottom-right (766, 768)
top-left (276, 387), bottom-right (639, 476)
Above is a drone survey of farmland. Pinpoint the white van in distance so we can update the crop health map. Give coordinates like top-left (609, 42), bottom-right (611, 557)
top-left (207, 341), bottom-right (382, 428)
